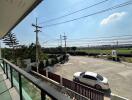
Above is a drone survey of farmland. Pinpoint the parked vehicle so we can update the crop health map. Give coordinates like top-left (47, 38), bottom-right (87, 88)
top-left (73, 71), bottom-right (109, 90)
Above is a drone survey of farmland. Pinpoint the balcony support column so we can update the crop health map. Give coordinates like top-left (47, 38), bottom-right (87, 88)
top-left (19, 73), bottom-right (23, 100)
top-left (5, 63), bottom-right (8, 79)
top-left (41, 90), bottom-right (46, 100)
top-left (2, 60), bottom-right (5, 73)
top-left (10, 66), bottom-right (13, 88)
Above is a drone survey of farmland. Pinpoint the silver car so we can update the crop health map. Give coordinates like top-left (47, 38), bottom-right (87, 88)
top-left (73, 71), bottom-right (109, 90)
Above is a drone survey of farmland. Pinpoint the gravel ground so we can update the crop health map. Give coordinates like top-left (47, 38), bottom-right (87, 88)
top-left (53, 56), bottom-right (132, 100)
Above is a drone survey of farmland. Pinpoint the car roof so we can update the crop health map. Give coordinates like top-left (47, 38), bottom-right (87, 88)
top-left (84, 71), bottom-right (97, 77)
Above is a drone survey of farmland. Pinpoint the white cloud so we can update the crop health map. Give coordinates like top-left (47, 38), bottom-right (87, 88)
top-left (100, 12), bottom-right (126, 26)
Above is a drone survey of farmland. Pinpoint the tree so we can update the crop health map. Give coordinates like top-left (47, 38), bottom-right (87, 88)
top-left (72, 47), bottom-right (77, 51)
top-left (71, 47), bottom-right (77, 55)
top-left (2, 32), bottom-right (19, 60)
top-left (57, 46), bottom-right (63, 53)
top-left (2, 32), bottom-right (19, 47)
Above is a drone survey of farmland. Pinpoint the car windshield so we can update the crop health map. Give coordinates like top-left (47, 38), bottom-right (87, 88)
top-left (97, 74), bottom-right (103, 81)
top-left (80, 72), bottom-right (85, 76)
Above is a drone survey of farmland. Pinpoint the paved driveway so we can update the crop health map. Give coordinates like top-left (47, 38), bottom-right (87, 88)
top-left (54, 56), bottom-right (132, 100)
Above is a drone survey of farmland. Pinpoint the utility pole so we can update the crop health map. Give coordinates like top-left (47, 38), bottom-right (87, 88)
top-left (32, 18), bottom-right (42, 72)
top-left (88, 44), bottom-right (89, 48)
top-left (57, 39), bottom-right (60, 47)
top-left (60, 34), bottom-right (62, 47)
top-left (116, 41), bottom-right (118, 47)
top-left (63, 33), bottom-right (67, 54)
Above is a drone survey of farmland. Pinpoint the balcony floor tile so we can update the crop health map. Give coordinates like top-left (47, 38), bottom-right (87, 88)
top-left (0, 67), bottom-right (12, 100)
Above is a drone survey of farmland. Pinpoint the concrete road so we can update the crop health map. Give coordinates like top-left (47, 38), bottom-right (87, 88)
top-left (53, 56), bottom-right (132, 100)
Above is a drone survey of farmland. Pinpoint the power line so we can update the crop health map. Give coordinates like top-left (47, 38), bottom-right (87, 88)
top-left (67, 37), bottom-right (132, 46)
top-left (48, 37), bottom-right (132, 43)
top-left (39, 0), bottom-right (109, 24)
top-left (67, 40), bottom-right (132, 45)
top-left (68, 36), bottom-right (132, 42)
top-left (68, 35), bottom-right (132, 41)
top-left (45, 37), bottom-right (132, 47)
top-left (44, 40), bottom-right (132, 47)
top-left (70, 38), bottom-right (132, 43)
top-left (44, 35), bottom-right (132, 42)
top-left (47, 39), bottom-right (132, 45)
top-left (42, 0), bottom-right (132, 27)
top-left (42, 34), bottom-right (132, 47)
top-left (45, 36), bottom-right (132, 44)
top-left (38, 0), bottom-right (86, 20)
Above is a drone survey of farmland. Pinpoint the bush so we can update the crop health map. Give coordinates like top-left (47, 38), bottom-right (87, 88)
top-left (107, 55), bottom-right (113, 60)
top-left (46, 60), bottom-right (49, 66)
top-left (107, 55), bottom-right (120, 62)
top-left (31, 66), bottom-right (37, 72)
top-left (51, 58), bottom-right (56, 66)
top-left (120, 57), bottom-right (132, 63)
top-left (39, 61), bottom-right (45, 71)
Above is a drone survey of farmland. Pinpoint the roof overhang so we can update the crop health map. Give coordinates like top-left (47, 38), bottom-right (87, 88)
top-left (0, 0), bottom-right (42, 38)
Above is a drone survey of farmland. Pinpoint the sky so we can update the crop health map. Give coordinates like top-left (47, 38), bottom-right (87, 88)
top-left (2, 0), bottom-right (132, 47)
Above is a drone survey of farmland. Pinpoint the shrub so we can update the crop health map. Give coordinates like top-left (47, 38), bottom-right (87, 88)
top-left (107, 55), bottom-right (113, 60)
top-left (46, 60), bottom-right (49, 66)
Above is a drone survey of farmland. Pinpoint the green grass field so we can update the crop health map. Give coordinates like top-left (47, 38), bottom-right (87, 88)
top-left (77, 48), bottom-right (132, 63)
top-left (78, 48), bottom-right (132, 55)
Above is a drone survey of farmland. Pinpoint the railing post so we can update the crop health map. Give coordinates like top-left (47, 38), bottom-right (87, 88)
top-left (41, 90), bottom-right (46, 100)
top-left (60, 76), bottom-right (63, 86)
top-left (5, 63), bottom-right (8, 79)
top-left (41, 89), bottom-right (57, 100)
top-left (18, 73), bottom-right (23, 100)
top-left (10, 66), bottom-right (13, 88)
top-left (2, 60), bottom-right (5, 73)
top-left (46, 70), bottom-right (48, 77)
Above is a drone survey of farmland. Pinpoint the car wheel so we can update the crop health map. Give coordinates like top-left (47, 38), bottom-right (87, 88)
top-left (95, 84), bottom-right (102, 90)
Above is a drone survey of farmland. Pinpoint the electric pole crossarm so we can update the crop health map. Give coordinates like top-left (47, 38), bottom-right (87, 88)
top-left (32, 24), bottom-right (42, 28)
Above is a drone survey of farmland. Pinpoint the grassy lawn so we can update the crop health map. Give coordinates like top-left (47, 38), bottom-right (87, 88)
top-left (78, 48), bottom-right (132, 55)
top-left (77, 48), bottom-right (132, 63)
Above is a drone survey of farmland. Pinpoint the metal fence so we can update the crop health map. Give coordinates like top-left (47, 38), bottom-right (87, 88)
top-left (48, 72), bottom-right (61, 83)
top-left (62, 78), bottom-right (104, 100)
top-left (32, 68), bottom-right (104, 100)
top-left (0, 59), bottom-right (72, 100)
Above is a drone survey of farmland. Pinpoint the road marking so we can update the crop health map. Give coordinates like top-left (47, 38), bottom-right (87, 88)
top-left (111, 93), bottom-right (129, 100)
